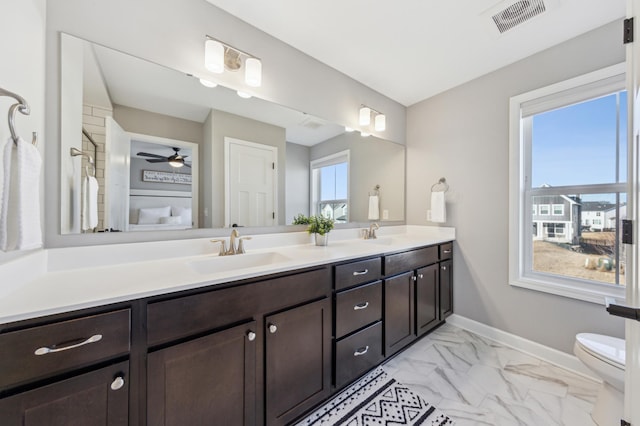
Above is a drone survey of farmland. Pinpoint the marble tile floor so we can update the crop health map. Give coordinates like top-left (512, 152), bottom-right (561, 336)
top-left (382, 323), bottom-right (601, 426)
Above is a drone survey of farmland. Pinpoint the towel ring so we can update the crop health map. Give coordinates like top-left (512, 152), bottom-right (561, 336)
top-left (1, 87), bottom-right (38, 146)
top-left (430, 177), bottom-right (449, 193)
top-left (71, 147), bottom-right (96, 177)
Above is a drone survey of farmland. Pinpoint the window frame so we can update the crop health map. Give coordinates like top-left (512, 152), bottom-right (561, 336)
top-left (508, 63), bottom-right (627, 304)
top-left (552, 204), bottom-right (564, 216)
top-left (539, 204), bottom-right (550, 215)
top-left (310, 150), bottom-right (350, 221)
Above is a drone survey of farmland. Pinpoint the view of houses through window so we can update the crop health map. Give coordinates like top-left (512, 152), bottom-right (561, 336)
top-left (310, 151), bottom-right (349, 223)
top-left (527, 89), bottom-right (627, 286)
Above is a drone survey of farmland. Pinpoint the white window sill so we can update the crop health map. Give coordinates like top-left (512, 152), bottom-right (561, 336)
top-left (510, 275), bottom-right (626, 305)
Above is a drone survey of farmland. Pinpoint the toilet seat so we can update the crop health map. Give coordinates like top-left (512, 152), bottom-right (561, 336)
top-left (576, 333), bottom-right (625, 370)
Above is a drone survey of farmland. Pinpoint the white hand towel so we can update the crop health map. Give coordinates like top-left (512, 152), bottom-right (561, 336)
top-left (0, 137), bottom-right (43, 251)
top-left (368, 195), bottom-right (380, 220)
top-left (82, 175), bottom-right (99, 231)
top-left (430, 191), bottom-right (446, 223)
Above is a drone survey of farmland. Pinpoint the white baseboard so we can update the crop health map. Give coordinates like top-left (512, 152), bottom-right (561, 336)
top-left (447, 314), bottom-right (600, 382)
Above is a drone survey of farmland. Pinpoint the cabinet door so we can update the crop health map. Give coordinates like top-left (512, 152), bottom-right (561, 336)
top-left (147, 321), bottom-right (257, 426)
top-left (0, 361), bottom-right (129, 426)
top-left (384, 271), bottom-right (415, 356)
top-left (416, 264), bottom-right (439, 336)
top-left (265, 298), bottom-right (331, 426)
top-left (440, 259), bottom-right (453, 319)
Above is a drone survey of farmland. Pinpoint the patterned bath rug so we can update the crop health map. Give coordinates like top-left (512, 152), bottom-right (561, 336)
top-left (295, 367), bottom-right (454, 426)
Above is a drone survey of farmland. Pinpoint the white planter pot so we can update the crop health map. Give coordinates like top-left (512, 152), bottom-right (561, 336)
top-left (315, 234), bottom-right (329, 246)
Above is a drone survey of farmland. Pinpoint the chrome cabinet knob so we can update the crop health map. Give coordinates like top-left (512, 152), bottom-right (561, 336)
top-left (111, 376), bottom-right (125, 391)
top-left (268, 324), bottom-right (277, 334)
top-left (442, 266), bottom-right (447, 271)
top-left (247, 331), bottom-right (256, 341)
top-left (418, 274), bottom-right (424, 279)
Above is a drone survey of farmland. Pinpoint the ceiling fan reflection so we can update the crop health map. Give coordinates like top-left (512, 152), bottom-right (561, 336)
top-left (137, 147), bottom-right (191, 168)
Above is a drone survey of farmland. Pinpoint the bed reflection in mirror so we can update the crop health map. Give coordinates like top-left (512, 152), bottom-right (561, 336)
top-left (59, 33), bottom-right (405, 235)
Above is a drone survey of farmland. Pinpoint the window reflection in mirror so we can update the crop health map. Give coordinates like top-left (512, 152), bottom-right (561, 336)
top-left (311, 150), bottom-right (349, 223)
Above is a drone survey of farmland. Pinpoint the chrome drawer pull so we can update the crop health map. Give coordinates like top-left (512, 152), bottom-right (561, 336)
top-left (352, 269), bottom-right (369, 276)
top-left (353, 302), bottom-right (369, 310)
top-left (247, 331), bottom-right (256, 341)
top-left (34, 334), bottom-right (103, 356)
top-left (268, 324), bottom-right (278, 334)
top-left (111, 376), bottom-right (125, 391)
top-left (442, 266), bottom-right (447, 271)
top-left (443, 249), bottom-right (452, 254)
top-left (354, 346), bottom-right (369, 356)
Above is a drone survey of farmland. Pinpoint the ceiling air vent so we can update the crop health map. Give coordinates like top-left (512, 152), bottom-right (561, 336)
top-left (492, 0), bottom-right (546, 33)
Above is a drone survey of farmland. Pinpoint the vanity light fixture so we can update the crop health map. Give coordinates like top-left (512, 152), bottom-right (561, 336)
top-left (359, 106), bottom-right (371, 126)
top-left (205, 36), bottom-right (262, 87)
top-left (199, 78), bottom-right (218, 88)
top-left (359, 105), bottom-right (386, 132)
top-left (374, 113), bottom-right (386, 132)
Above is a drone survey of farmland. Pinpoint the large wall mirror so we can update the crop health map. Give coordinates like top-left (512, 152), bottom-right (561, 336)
top-left (60, 33), bottom-right (405, 235)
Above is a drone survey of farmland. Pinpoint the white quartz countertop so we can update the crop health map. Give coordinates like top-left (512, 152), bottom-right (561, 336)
top-left (0, 226), bottom-right (454, 325)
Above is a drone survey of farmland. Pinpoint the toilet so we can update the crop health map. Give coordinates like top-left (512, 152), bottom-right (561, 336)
top-left (574, 333), bottom-right (625, 426)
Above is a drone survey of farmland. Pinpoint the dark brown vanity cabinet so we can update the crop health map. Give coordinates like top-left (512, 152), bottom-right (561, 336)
top-left (383, 242), bottom-right (454, 356)
top-left (440, 242), bottom-right (454, 320)
top-left (415, 263), bottom-right (439, 336)
top-left (0, 309), bottom-right (131, 426)
top-left (333, 258), bottom-right (384, 389)
top-left (265, 298), bottom-right (331, 426)
top-left (0, 361), bottom-right (130, 426)
top-left (147, 322), bottom-right (257, 426)
top-left (383, 271), bottom-right (416, 355)
top-left (146, 266), bottom-right (331, 426)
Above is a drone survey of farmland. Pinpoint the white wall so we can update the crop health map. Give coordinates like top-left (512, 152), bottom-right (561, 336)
top-left (285, 142), bottom-right (310, 223)
top-left (45, 0), bottom-right (406, 247)
top-left (0, 0), bottom-right (46, 264)
top-left (406, 21), bottom-right (625, 354)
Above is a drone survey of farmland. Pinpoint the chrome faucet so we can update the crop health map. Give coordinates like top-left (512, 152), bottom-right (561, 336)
top-left (227, 229), bottom-right (240, 255)
top-left (211, 229), bottom-right (252, 256)
top-left (363, 222), bottom-right (379, 239)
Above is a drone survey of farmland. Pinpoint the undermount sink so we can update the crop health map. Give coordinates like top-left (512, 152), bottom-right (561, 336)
top-left (188, 252), bottom-right (292, 275)
top-left (361, 236), bottom-right (399, 245)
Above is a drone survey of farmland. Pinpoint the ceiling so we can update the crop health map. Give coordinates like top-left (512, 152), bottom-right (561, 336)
top-left (86, 39), bottom-right (345, 146)
top-left (205, 0), bottom-right (626, 106)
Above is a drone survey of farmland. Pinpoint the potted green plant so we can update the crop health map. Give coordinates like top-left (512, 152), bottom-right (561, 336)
top-left (292, 214), bottom-right (311, 225)
top-left (307, 215), bottom-right (334, 246)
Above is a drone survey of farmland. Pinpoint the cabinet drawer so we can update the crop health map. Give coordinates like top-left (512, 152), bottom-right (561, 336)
top-left (335, 257), bottom-right (381, 290)
top-left (384, 246), bottom-right (438, 276)
top-left (0, 309), bottom-right (130, 390)
top-left (148, 267), bottom-right (331, 346)
top-left (335, 322), bottom-right (383, 388)
top-left (440, 242), bottom-right (453, 260)
top-left (335, 281), bottom-right (382, 339)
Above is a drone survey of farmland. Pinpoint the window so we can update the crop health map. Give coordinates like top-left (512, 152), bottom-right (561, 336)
top-left (310, 150), bottom-right (349, 223)
top-left (509, 63), bottom-right (627, 303)
top-left (532, 205), bottom-right (537, 215)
